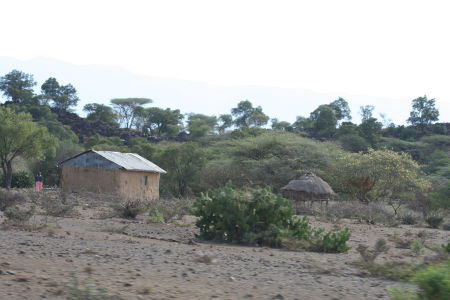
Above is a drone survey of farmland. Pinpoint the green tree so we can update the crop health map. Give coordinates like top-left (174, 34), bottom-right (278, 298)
top-left (156, 143), bottom-right (206, 196)
top-left (143, 107), bottom-right (183, 137)
top-left (187, 114), bottom-right (217, 139)
top-left (231, 100), bottom-right (269, 128)
top-left (407, 95), bottom-right (440, 128)
top-left (0, 70), bottom-right (36, 104)
top-left (217, 114), bottom-right (233, 133)
top-left (329, 97), bottom-right (352, 122)
top-left (310, 105), bottom-right (337, 138)
top-left (111, 98), bottom-right (152, 128)
top-left (359, 117), bottom-right (383, 147)
top-left (359, 105), bottom-right (374, 121)
top-left (41, 78), bottom-right (80, 111)
top-left (83, 103), bottom-right (118, 125)
top-left (271, 118), bottom-right (293, 132)
top-left (0, 107), bottom-right (57, 188)
top-left (292, 116), bottom-right (313, 132)
top-left (333, 149), bottom-right (429, 203)
top-left (40, 77), bottom-right (60, 105)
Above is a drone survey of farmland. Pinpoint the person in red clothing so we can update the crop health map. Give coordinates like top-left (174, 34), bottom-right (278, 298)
top-left (35, 172), bottom-right (43, 192)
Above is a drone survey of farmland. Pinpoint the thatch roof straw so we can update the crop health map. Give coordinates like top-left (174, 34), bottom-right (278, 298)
top-left (281, 172), bottom-right (335, 195)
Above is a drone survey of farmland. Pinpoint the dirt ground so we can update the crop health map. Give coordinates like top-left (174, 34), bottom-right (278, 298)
top-left (0, 191), bottom-right (449, 300)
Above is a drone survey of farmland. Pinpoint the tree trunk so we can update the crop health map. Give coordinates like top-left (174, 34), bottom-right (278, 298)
top-left (1, 160), bottom-right (7, 188)
top-left (5, 161), bottom-right (13, 189)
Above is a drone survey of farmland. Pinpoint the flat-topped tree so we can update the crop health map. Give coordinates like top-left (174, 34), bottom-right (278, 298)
top-left (111, 98), bottom-right (152, 129)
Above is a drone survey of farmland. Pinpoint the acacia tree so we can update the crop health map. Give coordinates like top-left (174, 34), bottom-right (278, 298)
top-left (111, 98), bottom-right (152, 128)
top-left (0, 70), bottom-right (36, 104)
top-left (333, 149), bottom-right (429, 204)
top-left (407, 96), bottom-right (439, 128)
top-left (0, 107), bottom-right (56, 188)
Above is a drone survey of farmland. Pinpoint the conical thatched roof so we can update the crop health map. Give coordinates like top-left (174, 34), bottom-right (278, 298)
top-left (281, 172), bottom-right (335, 195)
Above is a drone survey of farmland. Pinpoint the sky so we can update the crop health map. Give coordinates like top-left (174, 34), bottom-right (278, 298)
top-left (1, 0), bottom-right (449, 122)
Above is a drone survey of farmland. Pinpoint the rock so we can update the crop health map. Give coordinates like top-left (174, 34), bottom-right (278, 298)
top-left (273, 294), bottom-right (284, 299)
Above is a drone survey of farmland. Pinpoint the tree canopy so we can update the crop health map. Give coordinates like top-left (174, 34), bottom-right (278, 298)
top-left (0, 107), bottom-right (57, 188)
top-left (0, 70), bottom-right (36, 104)
top-left (407, 95), bottom-right (439, 127)
top-left (231, 100), bottom-right (269, 128)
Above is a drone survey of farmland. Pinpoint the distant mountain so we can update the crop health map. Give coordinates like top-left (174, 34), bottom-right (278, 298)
top-left (0, 56), bottom-right (423, 124)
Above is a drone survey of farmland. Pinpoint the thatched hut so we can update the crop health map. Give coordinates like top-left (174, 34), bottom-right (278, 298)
top-left (281, 172), bottom-right (335, 210)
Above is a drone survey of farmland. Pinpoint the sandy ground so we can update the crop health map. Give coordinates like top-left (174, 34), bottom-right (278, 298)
top-left (0, 192), bottom-right (449, 300)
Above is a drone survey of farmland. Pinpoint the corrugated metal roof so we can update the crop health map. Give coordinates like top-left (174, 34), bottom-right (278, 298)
top-left (93, 151), bottom-right (166, 173)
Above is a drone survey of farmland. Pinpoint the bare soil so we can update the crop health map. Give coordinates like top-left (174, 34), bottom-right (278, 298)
top-left (0, 191), bottom-right (448, 300)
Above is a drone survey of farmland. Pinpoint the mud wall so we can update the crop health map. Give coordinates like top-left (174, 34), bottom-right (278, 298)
top-left (60, 166), bottom-right (160, 201)
top-left (117, 170), bottom-right (160, 201)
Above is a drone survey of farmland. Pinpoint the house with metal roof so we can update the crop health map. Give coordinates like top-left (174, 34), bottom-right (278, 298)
top-left (59, 150), bottom-right (166, 201)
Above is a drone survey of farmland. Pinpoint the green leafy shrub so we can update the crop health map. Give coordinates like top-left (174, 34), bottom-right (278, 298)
top-left (414, 261), bottom-right (450, 300)
top-left (426, 215), bottom-right (443, 228)
top-left (146, 207), bottom-right (164, 223)
top-left (0, 172), bottom-right (34, 188)
top-left (310, 228), bottom-right (351, 253)
top-left (191, 185), bottom-right (351, 252)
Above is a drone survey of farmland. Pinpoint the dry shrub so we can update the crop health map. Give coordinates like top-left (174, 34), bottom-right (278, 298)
top-left (357, 238), bottom-right (390, 265)
top-left (41, 191), bottom-right (76, 217)
top-left (113, 198), bottom-right (147, 219)
top-left (322, 201), bottom-right (397, 225)
top-left (0, 188), bottom-right (28, 211)
top-left (149, 197), bottom-right (193, 223)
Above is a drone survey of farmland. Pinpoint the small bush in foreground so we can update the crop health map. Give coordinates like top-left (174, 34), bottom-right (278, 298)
top-left (67, 274), bottom-right (119, 300)
top-left (426, 215), bottom-right (443, 229)
top-left (4, 206), bottom-right (35, 223)
top-left (390, 260), bottom-right (450, 300)
top-left (191, 185), bottom-right (351, 252)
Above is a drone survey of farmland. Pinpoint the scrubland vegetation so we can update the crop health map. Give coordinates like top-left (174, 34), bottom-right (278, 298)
top-left (1, 69), bottom-right (450, 299)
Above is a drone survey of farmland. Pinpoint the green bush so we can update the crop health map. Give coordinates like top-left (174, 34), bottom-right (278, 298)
top-left (191, 185), bottom-right (351, 252)
top-left (414, 261), bottom-right (450, 300)
top-left (442, 242), bottom-right (450, 253)
top-left (390, 260), bottom-right (450, 300)
top-left (0, 171), bottom-right (34, 188)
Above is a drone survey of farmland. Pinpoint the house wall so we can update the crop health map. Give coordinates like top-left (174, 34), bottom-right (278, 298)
top-left (61, 165), bottom-right (121, 195)
top-left (117, 170), bottom-right (160, 201)
top-left (60, 165), bottom-right (160, 201)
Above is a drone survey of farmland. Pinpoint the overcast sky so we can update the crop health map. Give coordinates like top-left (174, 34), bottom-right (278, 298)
top-left (1, 0), bottom-right (449, 121)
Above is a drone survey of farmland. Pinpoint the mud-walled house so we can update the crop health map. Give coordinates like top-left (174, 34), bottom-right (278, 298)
top-left (59, 150), bottom-right (166, 201)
